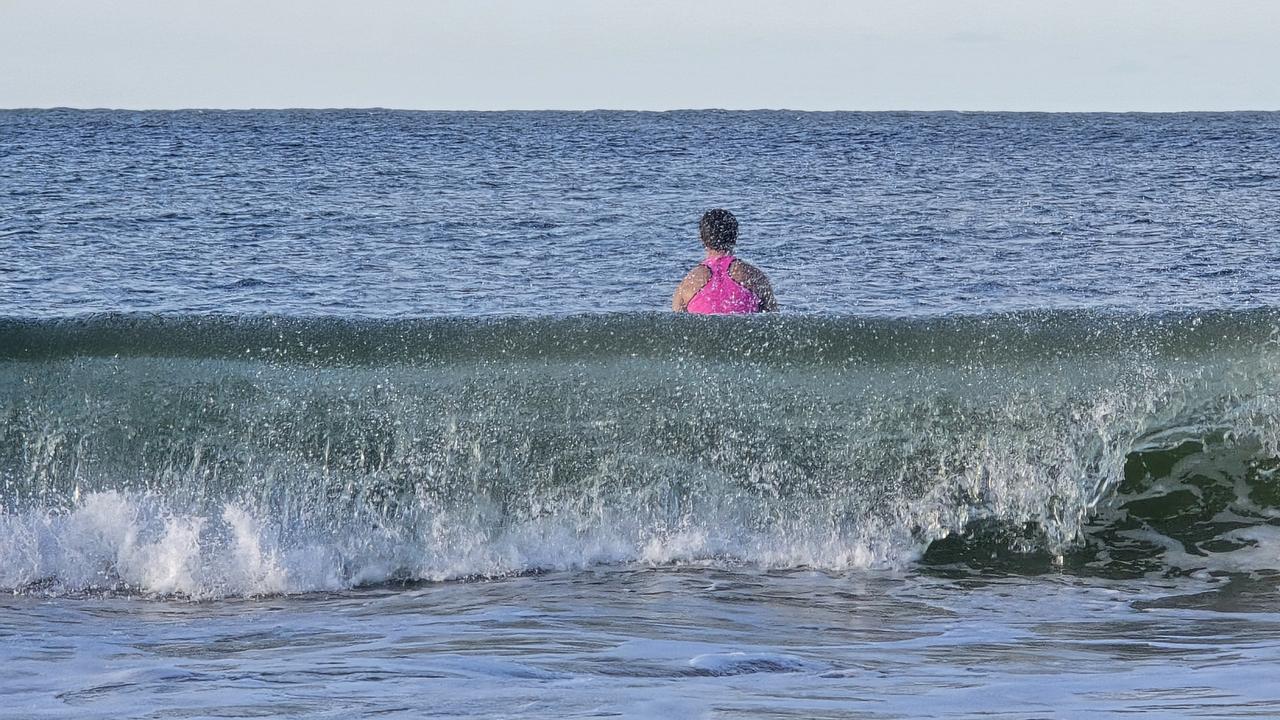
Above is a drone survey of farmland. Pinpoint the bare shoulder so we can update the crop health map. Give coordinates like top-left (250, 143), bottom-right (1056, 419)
top-left (729, 259), bottom-right (778, 311)
top-left (728, 259), bottom-right (769, 283)
top-left (682, 263), bottom-right (712, 285)
top-left (672, 263), bottom-right (712, 312)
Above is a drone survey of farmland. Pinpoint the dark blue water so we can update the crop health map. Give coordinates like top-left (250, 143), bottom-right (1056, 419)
top-left (4, 110), bottom-right (1279, 317)
top-left (5, 111), bottom-right (1280, 719)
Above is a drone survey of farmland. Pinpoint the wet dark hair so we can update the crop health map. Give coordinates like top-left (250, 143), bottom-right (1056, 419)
top-left (699, 209), bottom-right (738, 252)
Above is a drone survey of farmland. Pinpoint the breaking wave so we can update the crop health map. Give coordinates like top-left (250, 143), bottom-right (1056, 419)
top-left (3, 310), bottom-right (1280, 597)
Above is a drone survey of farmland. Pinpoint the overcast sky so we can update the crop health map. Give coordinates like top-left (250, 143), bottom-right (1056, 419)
top-left (2, 0), bottom-right (1278, 111)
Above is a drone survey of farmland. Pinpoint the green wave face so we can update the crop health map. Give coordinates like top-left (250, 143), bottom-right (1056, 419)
top-left (3, 311), bottom-right (1279, 596)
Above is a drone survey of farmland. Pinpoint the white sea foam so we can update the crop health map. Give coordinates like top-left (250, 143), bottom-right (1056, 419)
top-left (0, 490), bottom-right (931, 598)
top-left (0, 492), bottom-right (340, 597)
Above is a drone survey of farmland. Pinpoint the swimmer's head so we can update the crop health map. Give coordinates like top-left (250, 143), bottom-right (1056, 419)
top-left (699, 209), bottom-right (738, 253)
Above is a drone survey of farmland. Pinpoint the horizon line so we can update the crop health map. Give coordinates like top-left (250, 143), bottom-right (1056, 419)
top-left (4, 106), bottom-right (1279, 114)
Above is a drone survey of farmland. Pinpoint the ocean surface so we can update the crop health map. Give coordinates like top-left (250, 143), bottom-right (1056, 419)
top-left (3, 110), bottom-right (1280, 718)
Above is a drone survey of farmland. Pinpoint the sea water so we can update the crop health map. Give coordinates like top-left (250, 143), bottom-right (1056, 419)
top-left (3, 110), bottom-right (1280, 718)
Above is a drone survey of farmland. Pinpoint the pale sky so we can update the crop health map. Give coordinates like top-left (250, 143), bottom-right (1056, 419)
top-left (2, 0), bottom-right (1278, 111)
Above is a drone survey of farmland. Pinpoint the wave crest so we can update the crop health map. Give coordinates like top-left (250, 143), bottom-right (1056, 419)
top-left (3, 310), bottom-right (1280, 596)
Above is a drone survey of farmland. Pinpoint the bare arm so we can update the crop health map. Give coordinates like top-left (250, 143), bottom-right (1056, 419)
top-left (730, 261), bottom-right (778, 312)
top-left (671, 265), bottom-right (711, 312)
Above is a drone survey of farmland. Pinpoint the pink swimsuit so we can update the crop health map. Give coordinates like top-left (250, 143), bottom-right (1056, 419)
top-left (686, 255), bottom-right (760, 315)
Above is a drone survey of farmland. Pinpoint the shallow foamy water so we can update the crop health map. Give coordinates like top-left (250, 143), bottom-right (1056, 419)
top-left (6, 568), bottom-right (1280, 719)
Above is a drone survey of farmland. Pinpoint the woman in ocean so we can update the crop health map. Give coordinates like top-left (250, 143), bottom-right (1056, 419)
top-left (671, 209), bottom-right (778, 313)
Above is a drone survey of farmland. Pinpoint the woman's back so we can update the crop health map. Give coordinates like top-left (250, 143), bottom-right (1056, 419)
top-left (684, 255), bottom-right (770, 314)
top-left (671, 209), bottom-right (777, 314)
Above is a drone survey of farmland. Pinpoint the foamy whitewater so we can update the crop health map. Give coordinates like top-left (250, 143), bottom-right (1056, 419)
top-left (4, 110), bottom-right (1280, 718)
top-left (6, 312), bottom-right (1280, 598)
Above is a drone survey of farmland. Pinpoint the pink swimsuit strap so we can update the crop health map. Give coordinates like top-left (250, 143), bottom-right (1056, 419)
top-left (702, 255), bottom-right (735, 274)
top-left (686, 255), bottom-right (761, 315)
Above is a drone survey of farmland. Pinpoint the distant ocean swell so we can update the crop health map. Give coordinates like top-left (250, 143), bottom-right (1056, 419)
top-left (2, 311), bottom-right (1279, 597)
